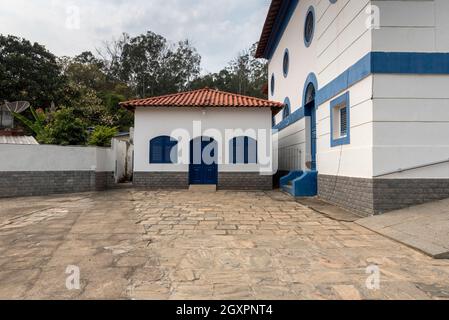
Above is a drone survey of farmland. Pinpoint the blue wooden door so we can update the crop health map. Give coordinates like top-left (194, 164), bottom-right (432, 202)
top-left (189, 137), bottom-right (218, 185)
top-left (305, 100), bottom-right (317, 171)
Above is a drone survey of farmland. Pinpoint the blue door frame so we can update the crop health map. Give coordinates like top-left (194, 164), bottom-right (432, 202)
top-left (304, 100), bottom-right (317, 171)
top-left (189, 137), bottom-right (218, 185)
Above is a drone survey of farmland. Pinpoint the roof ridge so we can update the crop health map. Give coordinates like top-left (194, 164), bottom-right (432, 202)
top-left (120, 87), bottom-right (285, 110)
top-left (120, 87), bottom-right (212, 105)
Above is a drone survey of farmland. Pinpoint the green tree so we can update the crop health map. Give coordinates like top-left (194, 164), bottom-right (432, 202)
top-left (191, 43), bottom-right (268, 98)
top-left (88, 126), bottom-right (118, 147)
top-left (44, 108), bottom-right (87, 146)
top-left (0, 34), bottom-right (66, 107)
top-left (101, 32), bottom-right (201, 97)
top-left (59, 53), bottom-right (133, 131)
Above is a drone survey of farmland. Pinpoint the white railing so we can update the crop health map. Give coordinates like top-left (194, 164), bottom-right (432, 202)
top-left (279, 147), bottom-right (302, 171)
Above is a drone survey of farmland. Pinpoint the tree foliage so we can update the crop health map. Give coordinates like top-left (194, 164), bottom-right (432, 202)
top-left (2, 31), bottom-right (269, 146)
top-left (0, 35), bottom-right (65, 107)
top-left (99, 32), bottom-right (201, 97)
top-left (191, 43), bottom-right (268, 98)
top-left (44, 108), bottom-right (88, 146)
top-left (88, 126), bottom-right (118, 147)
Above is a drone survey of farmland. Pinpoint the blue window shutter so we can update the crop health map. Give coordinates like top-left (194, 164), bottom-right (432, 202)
top-left (340, 107), bottom-right (348, 136)
top-left (244, 137), bottom-right (249, 164)
top-left (230, 137), bottom-right (258, 164)
top-left (150, 136), bottom-right (178, 164)
top-left (150, 139), bottom-right (163, 163)
top-left (247, 137), bottom-right (258, 164)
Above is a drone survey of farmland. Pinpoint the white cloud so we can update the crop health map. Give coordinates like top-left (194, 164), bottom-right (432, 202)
top-left (0, 0), bottom-right (271, 72)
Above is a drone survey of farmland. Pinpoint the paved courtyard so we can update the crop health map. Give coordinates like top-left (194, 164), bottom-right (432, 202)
top-left (1, 189), bottom-right (449, 300)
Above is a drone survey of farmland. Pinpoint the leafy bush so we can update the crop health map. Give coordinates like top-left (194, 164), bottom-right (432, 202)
top-left (13, 107), bottom-right (49, 142)
top-left (45, 108), bottom-right (88, 146)
top-left (88, 126), bottom-right (118, 147)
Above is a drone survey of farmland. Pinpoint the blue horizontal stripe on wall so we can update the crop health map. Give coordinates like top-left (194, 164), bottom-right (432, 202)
top-left (274, 106), bottom-right (305, 131)
top-left (372, 52), bottom-right (449, 74)
top-left (274, 51), bottom-right (449, 132)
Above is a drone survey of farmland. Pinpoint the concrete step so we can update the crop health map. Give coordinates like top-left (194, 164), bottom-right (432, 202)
top-left (189, 185), bottom-right (217, 193)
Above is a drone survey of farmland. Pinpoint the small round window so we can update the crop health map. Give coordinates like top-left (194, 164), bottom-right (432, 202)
top-left (304, 7), bottom-right (315, 47)
top-left (283, 49), bottom-right (289, 78)
top-left (270, 74), bottom-right (275, 96)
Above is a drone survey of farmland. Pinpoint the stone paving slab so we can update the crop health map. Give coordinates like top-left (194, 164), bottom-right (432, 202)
top-left (296, 197), bottom-right (363, 222)
top-left (1, 190), bottom-right (449, 300)
top-left (356, 198), bottom-right (449, 259)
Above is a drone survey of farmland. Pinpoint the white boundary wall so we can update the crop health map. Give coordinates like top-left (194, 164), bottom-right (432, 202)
top-left (0, 144), bottom-right (115, 172)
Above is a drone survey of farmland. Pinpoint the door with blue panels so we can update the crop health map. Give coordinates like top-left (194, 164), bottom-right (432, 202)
top-left (189, 137), bottom-right (218, 185)
top-left (305, 100), bottom-right (317, 171)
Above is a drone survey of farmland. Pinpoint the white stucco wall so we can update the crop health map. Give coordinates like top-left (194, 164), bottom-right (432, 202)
top-left (270, 0), bottom-right (374, 177)
top-left (372, 74), bottom-right (449, 178)
top-left (372, 0), bottom-right (449, 53)
top-left (317, 76), bottom-right (374, 178)
top-left (133, 107), bottom-right (274, 174)
top-left (0, 144), bottom-right (115, 172)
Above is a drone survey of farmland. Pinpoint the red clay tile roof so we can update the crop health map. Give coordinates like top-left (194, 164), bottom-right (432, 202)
top-left (120, 88), bottom-right (284, 111)
top-left (255, 0), bottom-right (283, 59)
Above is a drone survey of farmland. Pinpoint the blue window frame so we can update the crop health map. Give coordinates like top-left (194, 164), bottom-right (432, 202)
top-left (304, 6), bottom-right (315, 48)
top-left (150, 136), bottom-right (178, 164)
top-left (330, 92), bottom-right (350, 147)
top-left (283, 49), bottom-right (290, 78)
top-left (229, 136), bottom-right (258, 164)
top-left (283, 97), bottom-right (291, 120)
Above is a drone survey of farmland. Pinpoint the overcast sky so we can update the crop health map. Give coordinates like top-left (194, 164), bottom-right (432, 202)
top-left (0, 0), bottom-right (271, 73)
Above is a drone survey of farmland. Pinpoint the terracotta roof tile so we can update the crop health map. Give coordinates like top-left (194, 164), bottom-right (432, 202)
top-left (255, 0), bottom-right (283, 59)
top-left (120, 88), bottom-right (284, 111)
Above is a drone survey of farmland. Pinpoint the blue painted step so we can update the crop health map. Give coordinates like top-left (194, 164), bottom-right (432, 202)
top-left (280, 170), bottom-right (318, 197)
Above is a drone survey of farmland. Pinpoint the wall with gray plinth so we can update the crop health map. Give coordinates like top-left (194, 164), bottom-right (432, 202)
top-left (218, 172), bottom-right (273, 190)
top-left (0, 144), bottom-right (116, 198)
top-left (133, 172), bottom-right (189, 189)
top-left (133, 172), bottom-right (273, 191)
top-left (318, 174), bottom-right (449, 216)
top-left (0, 171), bottom-right (114, 198)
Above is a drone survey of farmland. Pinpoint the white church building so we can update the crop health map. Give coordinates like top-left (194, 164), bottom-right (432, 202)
top-left (256, 0), bottom-right (449, 215)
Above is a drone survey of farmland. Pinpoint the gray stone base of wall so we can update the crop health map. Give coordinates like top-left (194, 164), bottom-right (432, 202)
top-left (218, 172), bottom-right (273, 191)
top-left (0, 171), bottom-right (115, 198)
top-left (318, 175), bottom-right (374, 216)
top-left (133, 172), bottom-right (189, 189)
top-left (133, 172), bottom-right (273, 191)
top-left (318, 174), bottom-right (449, 216)
top-left (95, 172), bottom-right (116, 191)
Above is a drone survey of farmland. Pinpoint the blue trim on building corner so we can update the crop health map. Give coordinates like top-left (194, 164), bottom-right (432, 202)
top-left (330, 92), bottom-right (351, 147)
top-left (316, 52), bottom-right (371, 106)
top-left (274, 51), bottom-right (449, 132)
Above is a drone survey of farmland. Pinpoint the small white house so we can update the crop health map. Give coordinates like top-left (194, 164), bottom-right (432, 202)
top-left (121, 88), bottom-right (283, 190)
top-left (256, 0), bottom-right (449, 215)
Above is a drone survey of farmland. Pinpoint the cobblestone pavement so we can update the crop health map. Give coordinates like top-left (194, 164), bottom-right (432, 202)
top-left (1, 190), bottom-right (449, 300)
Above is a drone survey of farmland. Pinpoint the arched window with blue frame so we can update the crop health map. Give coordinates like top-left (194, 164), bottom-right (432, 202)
top-left (283, 97), bottom-right (291, 120)
top-left (229, 136), bottom-right (258, 164)
top-left (150, 136), bottom-right (178, 164)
